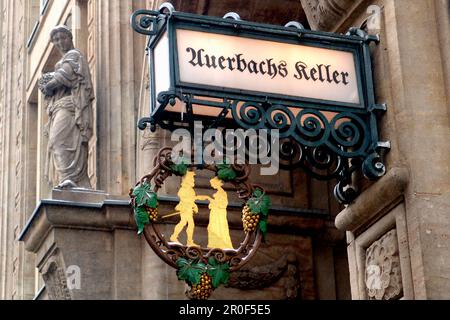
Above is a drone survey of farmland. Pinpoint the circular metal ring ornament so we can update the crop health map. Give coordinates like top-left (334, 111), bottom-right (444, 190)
top-left (129, 147), bottom-right (271, 300)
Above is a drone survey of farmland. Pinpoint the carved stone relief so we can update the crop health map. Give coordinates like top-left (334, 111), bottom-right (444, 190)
top-left (365, 229), bottom-right (403, 300)
top-left (41, 250), bottom-right (72, 300)
top-left (300, 0), bottom-right (355, 31)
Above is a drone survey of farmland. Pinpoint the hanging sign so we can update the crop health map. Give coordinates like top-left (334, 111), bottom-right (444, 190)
top-left (130, 147), bottom-right (271, 300)
top-left (132, 3), bottom-right (390, 205)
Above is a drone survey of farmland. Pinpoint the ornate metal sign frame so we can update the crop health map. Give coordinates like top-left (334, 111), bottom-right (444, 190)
top-left (131, 3), bottom-right (390, 204)
top-left (130, 147), bottom-right (271, 299)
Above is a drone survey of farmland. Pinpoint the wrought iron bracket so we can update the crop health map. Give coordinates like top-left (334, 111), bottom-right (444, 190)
top-left (139, 90), bottom-right (390, 204)
top-left (137, 117), bottom-right (155, 131)
top-left (347, 27), bottom-right (380, 44)
top-left (130, 3), bottom-right (175, 36)
top-left (132, 5), bottom-right (390, 205)
top-left (130, 9), bottom-right (160, 36)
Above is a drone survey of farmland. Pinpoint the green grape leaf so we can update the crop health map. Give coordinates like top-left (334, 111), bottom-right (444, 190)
top-left (253, 188), bottom-right (264, 198)
top-left (217, 166), bottom-right (237, 181)
top-left (171, 157), bottom-right (189, 177)
top-left (259, 194), bottom-right (271, 217)
top-left (206, 257), bottom-right (230, 289)
top-left (247, 189), bottom-right (271, 217)
top-left (217, 163), bottom-right (230, 171)
top-left (132, 182), bottom-right (157, 208)
top-left (176, 258), bottom-right (206, 286)
top-left (259, 220), bottom-right (268, 242)
top-left (134, 206), bottom-right (149, 235)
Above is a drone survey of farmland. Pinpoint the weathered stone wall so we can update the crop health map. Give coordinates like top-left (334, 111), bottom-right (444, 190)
top-left (0, 0), bottom-right (37, 300)
top-left (10, 0), bottom-right (447, 300)
top-left (333, 0), bottom-right (450, 300)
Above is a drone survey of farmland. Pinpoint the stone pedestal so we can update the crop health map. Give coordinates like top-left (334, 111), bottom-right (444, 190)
top-left (18, 189), bottom-right (142, 300)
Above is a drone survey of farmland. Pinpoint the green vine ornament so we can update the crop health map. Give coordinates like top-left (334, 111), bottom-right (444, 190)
top-left (131, 181), bottom-right (158, 234)
top-left (130, 151), bottom-right (271, 300)
top-left (217, 163), bottom-right (237, 181)
top-left (242, 188), bottom-right (271, 240)
top-left (170, 157), bottom-right (189, 176)
top-left (176, 257), bottom-right (230, 300)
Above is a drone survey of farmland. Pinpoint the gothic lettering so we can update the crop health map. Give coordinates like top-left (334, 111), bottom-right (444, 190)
top-left (185, 47), bottom-right (351, 86)
top-left (278, 60), bottom-right (288, 78)
top-left (294, 62), bottom-right (309, 80)
top-left (227, 57), bottom-right (236, 71)
top-left (342, 72), bottom-right (350, 85)
top-left (248, 60), bottom-right (259, 74)
top-left (204, 54), bottom-right (217, 69)
top-left (236, 54), bottom-right (247, 72)
top-left (218, 56), bottom-right (226, 70)
top-left (294, 61), bottom-right (350, 85)
top-left (259, 61), bottom-right (267, 75)
top-left (267, 59), bottom-right (278, 79)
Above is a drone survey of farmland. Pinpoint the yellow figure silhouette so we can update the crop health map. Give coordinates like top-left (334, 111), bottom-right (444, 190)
top-left (198, 177), bottom-right (234, 249)
top-left (170, 171), bottom-right (200, 247)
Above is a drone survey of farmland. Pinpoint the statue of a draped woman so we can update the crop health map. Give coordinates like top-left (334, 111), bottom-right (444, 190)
top-left (38, 26), bottom-right (94, 189)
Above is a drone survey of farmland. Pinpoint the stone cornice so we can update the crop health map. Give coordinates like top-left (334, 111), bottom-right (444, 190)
top-left (19, 193), bottom-right (329, 252)
top-left (335, 167), bottom-right (410, 233)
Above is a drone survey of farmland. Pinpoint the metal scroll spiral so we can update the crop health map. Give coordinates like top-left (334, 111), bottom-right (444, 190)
top-left (231, 101), bottom-right (377, 203)
top-left (130, 9), bottom-right (160, 36)
top-left (132, 147), bottom-right (263, 273)
top-left (130, 4), bottom-right (175, 36)
top-left (232, 101), bottom-right (369, 175)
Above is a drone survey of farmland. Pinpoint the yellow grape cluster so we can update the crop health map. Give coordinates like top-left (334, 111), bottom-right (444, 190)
top-left (190, 273), bottom-right (213, 300)
top-left (145, 206), bottom-right (158, 222)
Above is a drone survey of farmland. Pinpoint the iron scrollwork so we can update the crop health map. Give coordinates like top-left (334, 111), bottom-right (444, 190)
top-left (229, 99), bottom-right (388, 204)
top-left (130, 147), bottom-right (270, 299)
top-left (130, 9), bottom-right (160, 36)
top-left (144, 91), bottom-right (388, 204)
top-left (130, 3), bottom-right (175, 36)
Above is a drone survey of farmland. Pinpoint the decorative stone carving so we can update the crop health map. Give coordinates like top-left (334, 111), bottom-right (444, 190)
top-left (300, 0), bottom-right (355, 31)
top-left (38, 25), bottom-right (94, 189)
top-left (365, 229), bottom-right (402, 300)
top-left (41, 251), bottom-right (72, 300)
top-left (227, 254), bottom-right (300, 299)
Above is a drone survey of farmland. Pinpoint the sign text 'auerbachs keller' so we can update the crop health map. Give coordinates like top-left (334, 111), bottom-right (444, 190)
top-left (153, 29), bottom-right (362, 108)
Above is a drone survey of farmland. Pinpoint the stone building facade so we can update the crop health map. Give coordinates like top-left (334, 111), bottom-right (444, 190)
top-left (0, 0), bottom-right (448, 300)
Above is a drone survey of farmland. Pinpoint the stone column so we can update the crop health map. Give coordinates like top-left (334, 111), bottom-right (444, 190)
top-left (435, 0), bottom-right (450, 116)
top-left (95, 0), bottom-right (146, 195)
top-left (0, 0), bottom-right (37, 300)
top-left (335, 0), bottom-right (450, 300)
top-left (384, 0), bottom-right (450, 299)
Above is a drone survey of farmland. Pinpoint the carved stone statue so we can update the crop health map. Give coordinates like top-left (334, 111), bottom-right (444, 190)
top-left (300, 0), bottom-right (354, 31)
top-left (38, 26), bottom-right (94, 189)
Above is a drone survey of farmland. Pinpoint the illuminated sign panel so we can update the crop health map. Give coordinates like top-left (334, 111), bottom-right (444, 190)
top-left (177, 29), bottom-right (360, 105)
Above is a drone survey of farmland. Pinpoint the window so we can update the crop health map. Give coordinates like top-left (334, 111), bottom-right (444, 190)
top-left (40, 0), bottom-right (50, 15)
top-left (26, 0), bottom-right (50, 49)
